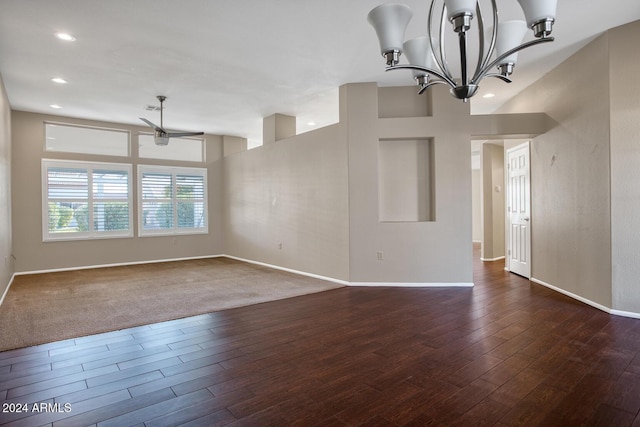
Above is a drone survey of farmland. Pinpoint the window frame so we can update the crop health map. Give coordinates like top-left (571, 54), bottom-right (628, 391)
top-left (137, 164), bottom-right (208, 237)
top-left (42, 159), bottom-right (134, 242)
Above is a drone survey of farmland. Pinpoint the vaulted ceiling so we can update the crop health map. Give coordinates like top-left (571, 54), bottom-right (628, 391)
top-left (2, 0), bottom-right (640, 147)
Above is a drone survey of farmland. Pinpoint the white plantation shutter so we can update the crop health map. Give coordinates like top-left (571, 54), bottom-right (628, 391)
top-left (138, 165), bottom-right (207, 236)
top-left (42, 160), bottom-right (132, 241)
top-left (176, 174), bottom-right (205, 229)
top-left (140, 172), bottom-right (173, 231)
top-left (93, 169), bottom-right (130, 232)
top-left (46, 167), bottom-right (89, 236)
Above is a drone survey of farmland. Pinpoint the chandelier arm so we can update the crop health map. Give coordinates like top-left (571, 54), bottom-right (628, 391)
top-left (435, 2), bottom-right (454, 81)
top-left (427, 0), bottom-right (445, 79)
top-left (418, 80), bottom-right (450, 95)
top-left (474, 2), bottom-right (486, 79)
top-left (386, 64), bottom-right (457, 88)
top-left (472, 37), bottom-right (554, 85)
top-left (474, 0), bottom-right (500, 81)
top-left (484, 73), bottom-right (512, 83)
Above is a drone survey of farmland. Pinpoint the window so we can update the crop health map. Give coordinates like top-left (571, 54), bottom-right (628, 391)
top-left (138, 134), bottom-right (204, 162)
top-left (45, 122), bottom-right (129, 157)
top-left (138, 165), bottom-right (207, 236)
top-left (42, 160), bottom-right (133, 241)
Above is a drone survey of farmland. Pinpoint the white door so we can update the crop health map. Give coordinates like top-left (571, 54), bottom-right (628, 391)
top-left (507, 142), bottom-right (531, 278)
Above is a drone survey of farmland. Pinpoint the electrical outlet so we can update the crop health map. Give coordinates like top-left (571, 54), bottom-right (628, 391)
top-left (376, 251), bottom-right (384, 261)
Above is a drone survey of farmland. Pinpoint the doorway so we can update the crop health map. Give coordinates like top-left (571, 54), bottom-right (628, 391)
top-left (479, 142), bottom-right (505, 262)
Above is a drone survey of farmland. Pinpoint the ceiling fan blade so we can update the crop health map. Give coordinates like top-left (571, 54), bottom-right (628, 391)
top-left (140, 97), bottom-right (202, 141)
top-left (166, 131), bottom-right (205, 138)
top-left (139, 117), bottom-right (165, 133)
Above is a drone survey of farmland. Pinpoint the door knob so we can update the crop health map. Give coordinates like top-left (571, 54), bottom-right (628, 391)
top-left (523, 217), bottom-right (530, 221)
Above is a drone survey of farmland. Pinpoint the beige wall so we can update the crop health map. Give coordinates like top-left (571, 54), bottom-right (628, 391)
top-left (11, 111), bottom-right (225, 272)
top-left (497, 20), bottom-right (640, 315)
top-left (224, 82), bottom-right (480, 285)
top-left (497, 31), bottom-right (613, 308)
top-left (263, 113), bottom-right (296, 144)
top-left (481, 143), bottom-right (505, 261)
top-left (0, 75), bottom-right (13, 297)
top-left (609, 21), bottom-right (640, 314)
top-left (346, 83), bottom-right (473, 284)
top-left (471, 168), bottom-right (481, 242)
top-left (223, 121), bottom-right (350, 281)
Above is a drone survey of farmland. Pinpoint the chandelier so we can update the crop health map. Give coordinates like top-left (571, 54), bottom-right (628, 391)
top-left (367, 0), bottom-right (557, 101)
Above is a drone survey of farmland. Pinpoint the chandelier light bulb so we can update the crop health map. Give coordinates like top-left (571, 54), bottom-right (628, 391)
top-left (403, 37), bottom-right (436, 79)
top-left (517, 0), bottom-right (557, 37)
top-left (495, 20), bottom-right (528, 75)
top-left (367, 3), bottom-right (413, 66)
top-left (444, 0), bottom-right (477, 31)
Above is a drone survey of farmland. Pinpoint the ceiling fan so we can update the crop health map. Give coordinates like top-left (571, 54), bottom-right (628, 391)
top-left (139, 95), bottom-right (204, 146)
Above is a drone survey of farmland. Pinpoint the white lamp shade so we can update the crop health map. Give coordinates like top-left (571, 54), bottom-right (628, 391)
top-left (444, 0), bottom-right (477, 21)
top-left (495, 20), bottom-right (528, 65)
top-left (403, 37), bottom-right (436, 77)
top-left (154, 136), bottom-right (169, 146)
top-left (367, 3), bottom-right (413, 55)
top-left (517, 0), bottom-right (557, 28)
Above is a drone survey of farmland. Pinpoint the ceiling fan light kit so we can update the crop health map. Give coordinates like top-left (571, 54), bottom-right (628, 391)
top-left (139, 95), bottom-right (204, 146)
top-left (367, 0), bottom-right (557, 101)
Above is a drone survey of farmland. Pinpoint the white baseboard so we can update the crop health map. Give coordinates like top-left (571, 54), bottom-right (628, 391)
top-left (610, 309), bottom-right (640, 319)
top-left (349, 282), bottom-right (474, 288)
top-left (530, 277), bottom-right (640, 319)
top-left (222, 255), bottom-right (350, 286)
top-left (15, 255), bottom-right (225, 277)
top-left (481, 256), bottom-right (505, 262)
top-left (222, 256), bottom-right (473, 288)
top-left (10, 253), bottom-right (475, 298)
top-left (0, 273), bottom-right (16, 307)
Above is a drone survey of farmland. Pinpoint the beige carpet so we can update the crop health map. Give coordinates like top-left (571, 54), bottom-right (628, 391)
top-left (0, 257), bottom-right (343, 352)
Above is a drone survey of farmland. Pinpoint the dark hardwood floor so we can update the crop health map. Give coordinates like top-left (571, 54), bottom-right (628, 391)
top-left (2, 247), bottom-right (640, 426)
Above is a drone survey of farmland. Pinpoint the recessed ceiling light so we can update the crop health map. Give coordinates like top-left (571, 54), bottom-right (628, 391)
top-left (51, 77), bottom-right (68, 84)
top-left (483, 93), bottom-right (496, 99)
top-left (49, 104), bottom-right (63, 109)
top-left (307, 122), bottom-right (316, 126)
top-left (54, 32), bottom-right (76, 42)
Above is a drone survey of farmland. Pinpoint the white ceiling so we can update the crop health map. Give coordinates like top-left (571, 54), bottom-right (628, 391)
top-left (1, 0), bottom-right (640, 148)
